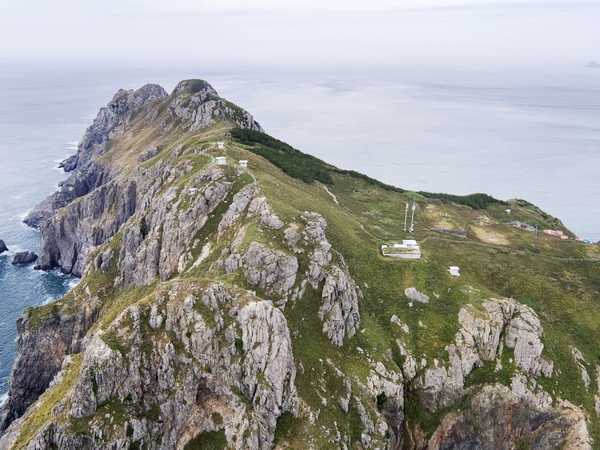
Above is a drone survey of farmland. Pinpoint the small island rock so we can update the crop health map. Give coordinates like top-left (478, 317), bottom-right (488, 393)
top-left (0, 239), bottom-right (8, 254)
top-left (12, 252), bottom-right (38, 265)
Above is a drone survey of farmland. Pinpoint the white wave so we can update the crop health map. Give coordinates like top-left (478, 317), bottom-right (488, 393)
top-left (1, 244), bottom-right (26, 256)
top-left (67, 141), bottom-right (79, 146)
top-left (0, 392), bottom-right (7, 407)
top-left (68, 278), bottom-right (81, 289)
top-left (42, 296), bottom-right (56, 305)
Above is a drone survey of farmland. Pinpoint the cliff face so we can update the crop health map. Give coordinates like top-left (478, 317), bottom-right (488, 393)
top-left (2, 79), bottom-right (600, 449)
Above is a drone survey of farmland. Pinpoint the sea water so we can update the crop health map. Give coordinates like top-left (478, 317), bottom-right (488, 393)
top-left (0, 63), bottom-right (598, 402)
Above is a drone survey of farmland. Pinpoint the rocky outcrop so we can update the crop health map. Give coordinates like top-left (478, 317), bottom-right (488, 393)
top-left (0, 239), bottom-right (7, 254)
top-left (0, 292), bottom-right (101, 435)
top-left (25, 79), bottom-right (262, 276)
top-left (300, 212), bottom-right (361, 346)
top-left (320, 265), bottom-right (360, 346)
top-left (8, 282), bottom-right (298, 449)
top-left (24, 84), bottom-right (168, 230)
top-left (163, 80), bottom-right (263, 133)
top-left (219, 201), bottom-right (361, 347)
top-left (247, 196), bottom-right (284, 230)
top-left (243, 242), bottom-right (298, 296)
top-left (367, 362), bottom-right (404, 447)
top-left (11, 252), bottom-right (38, 265)
top-left (34, 178), bottom-right (138, 276)
top-left (422, 378), bottom-right (592, 450)
top-left (418, 298), bottom-right (553, 410)
top-left (238, 300), bottom-right (298, 447)
top-left (218, 185), bottom-right (258, 237)
top-left (405, 287), bottom-right (429, 304)
top-left (137, 146), bottom-right (160, 163)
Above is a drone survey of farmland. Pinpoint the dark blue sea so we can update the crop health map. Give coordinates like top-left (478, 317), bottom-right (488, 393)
top-left (1, 63), bottom-right (599, 404)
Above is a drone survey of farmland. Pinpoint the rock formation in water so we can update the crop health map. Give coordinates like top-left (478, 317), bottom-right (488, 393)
top-left (11, 252), bottom-right (38, 265)
top-left (1, 79), bottom-right (598, 450)
top-left (0, 239), bottom-right (8, 254)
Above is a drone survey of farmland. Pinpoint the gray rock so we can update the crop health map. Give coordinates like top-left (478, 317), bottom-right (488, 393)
top-left (243, 241), bottom-right (298, 295)
top-left (0, 291), bottom-right (100, 435)
top-left (0, 239), bottom-right (7, 254)
top-left (425, 379), bottom-right (591, 450)
top-left (137, 146), bottom-right (160, 163)
top-left (405, 287), bottom-right (429, 304)
top-left (418, 297), bottom-right (555, 411)
top-left (248, 196), bottom-right (284, 230)
top-left (320, 265), bottom-right (360, 346)
top-left (24, 84), bottom-right (168, 230)
top-left (218, 185), bottom-right (257, 236)
top-left (283, 226), bottom-right (300, 249)
top-left (238, 300), bottom-right (298, 447)
top-left (11, 252), bottom-right (38, 265)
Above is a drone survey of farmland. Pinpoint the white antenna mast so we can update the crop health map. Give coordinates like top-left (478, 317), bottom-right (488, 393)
top-left (409, 202), bottom-right (416, 233)
top-left (404, 203), bottom-right (409, 232)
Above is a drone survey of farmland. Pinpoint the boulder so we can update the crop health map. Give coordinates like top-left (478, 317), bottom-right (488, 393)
top-left (0, 239), bottom-right (7, 254)
top-left (11, 252), bottom-right (38, 265)
top-left (137, 146), bottom-right (160, 163)
top-left (405, 287), bottom-right (429, 304)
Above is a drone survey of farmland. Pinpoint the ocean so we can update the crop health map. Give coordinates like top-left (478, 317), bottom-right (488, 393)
top-left (0, 63), bottom-right (598, 403)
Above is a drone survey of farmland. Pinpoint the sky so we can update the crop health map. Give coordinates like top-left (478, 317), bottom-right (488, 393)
top-left (0, 0), bottom-right (599, 68)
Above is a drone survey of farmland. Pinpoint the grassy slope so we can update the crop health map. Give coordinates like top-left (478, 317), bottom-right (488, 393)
top-left (12, 90), bottom-right (600, 447)
top-left (222, 139), bottom-right (600, 441)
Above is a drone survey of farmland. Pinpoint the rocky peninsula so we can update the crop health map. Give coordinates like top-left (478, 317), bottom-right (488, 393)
top-left (0, 79), bottom-right (599, 449)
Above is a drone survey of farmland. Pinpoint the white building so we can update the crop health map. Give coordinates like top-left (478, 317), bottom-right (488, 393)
top-left (216, 156), bottom-right (227, 165)
top-left (217, 141), bottom-right (225, 149)
top-left (381, 240), bottom-right (421, 259)
top-left (449, 266), bottom-right (461, 276)
top-left (239, 160), bottom-right (248, 168)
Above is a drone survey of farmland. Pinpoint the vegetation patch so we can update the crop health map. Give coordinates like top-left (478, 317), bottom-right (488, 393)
top-left (183, 429), bottom-right (227, 450)
top-left (230, 128), bottom-right (332, 184)
top-left (418, 192), bottom-right (506, 210)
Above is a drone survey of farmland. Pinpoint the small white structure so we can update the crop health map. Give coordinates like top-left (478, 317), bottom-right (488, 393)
top-left (449, 266), bottom-right (461, 277)
top-left (239, 160), bottom-right (248, 168)
top-left (216, 156), bottom-right (227, 165)
top-left (217, 141), bottom-right (225, 149)
top-left (188, 188), bottom-right (198, 195)
top-left (382, 240), bottom-right (421, 259)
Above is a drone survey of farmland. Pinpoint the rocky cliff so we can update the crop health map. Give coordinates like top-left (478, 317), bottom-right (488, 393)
top-left (2, 79), bottom-right (600, 449)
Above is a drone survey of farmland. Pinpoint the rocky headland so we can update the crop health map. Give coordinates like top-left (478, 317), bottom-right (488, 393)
top-left (1, 79), bottom-right (599, 449)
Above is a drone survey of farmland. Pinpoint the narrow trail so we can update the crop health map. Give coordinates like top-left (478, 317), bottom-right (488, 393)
top-left (217, 100), bottom-right (232, 140)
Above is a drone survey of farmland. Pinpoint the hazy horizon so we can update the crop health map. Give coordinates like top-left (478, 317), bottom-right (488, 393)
top-left (1, 0), bottom-right (599, 69)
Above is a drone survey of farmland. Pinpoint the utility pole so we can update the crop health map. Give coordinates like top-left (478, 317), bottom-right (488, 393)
top-left (404, 203), bottom-right (408, 232)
